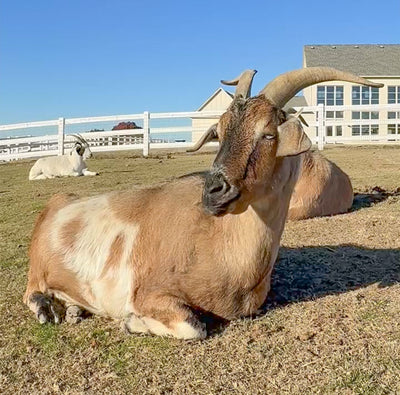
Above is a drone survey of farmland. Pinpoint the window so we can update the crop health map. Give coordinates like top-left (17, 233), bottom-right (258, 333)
top-left (352, 111), bottom-right (379, 120)
top-left (316, 125), bottom-right (343, 137)
top-left (352, 86), bottom-right (379, 105)
top-left (388, 110), bottom-right (400, 134)
top-left (317, 85), bottom-right (344, 106)
top-left (388, 124), bottom-right (400, 134)
top-left (352, 124), bottom-right (379, 136)
top-left (352, 125), bottom-right (360, 136)
top-left (388, 86), bottom-right (400, 104)
top-left (387, 87), bottom-right (400, 135)
top-left (317, 86), bottom-right (343, 137)
top-left (388, 111), bottom-right (400, 119)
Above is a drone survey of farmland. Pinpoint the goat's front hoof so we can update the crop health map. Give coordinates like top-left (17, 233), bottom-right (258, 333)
top-left (65, 305), bottom-right (84, 324)
top-left (30, 294), bottom-right (65, 324)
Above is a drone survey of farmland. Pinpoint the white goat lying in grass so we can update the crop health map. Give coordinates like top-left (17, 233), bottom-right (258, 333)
top-left (29, 134), bottom-right (98, 180)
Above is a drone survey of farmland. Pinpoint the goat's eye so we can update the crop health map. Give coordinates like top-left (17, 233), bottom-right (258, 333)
top-left (262, 133), bottom-right (276, 141)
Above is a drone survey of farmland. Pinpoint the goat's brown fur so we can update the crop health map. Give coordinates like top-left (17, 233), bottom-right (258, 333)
top-left (288, 151), bottom-right (353, 220)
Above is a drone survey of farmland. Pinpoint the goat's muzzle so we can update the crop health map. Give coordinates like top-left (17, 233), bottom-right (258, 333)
top-left (202, 172), bottom-right (240, 216)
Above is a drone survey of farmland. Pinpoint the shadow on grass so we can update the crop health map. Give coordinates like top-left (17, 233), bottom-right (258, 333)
top-left (205, 244), bottom-right (400, 335)
top-left (351, 186), bottom-right (400, 211)
top-left (265, 244), bottom-right (400, 307)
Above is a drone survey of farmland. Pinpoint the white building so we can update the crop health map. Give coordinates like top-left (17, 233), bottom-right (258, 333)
top-left (193, 44), bottom-right (400, 143)
top-left (302, 44), bottom-right (400, 140)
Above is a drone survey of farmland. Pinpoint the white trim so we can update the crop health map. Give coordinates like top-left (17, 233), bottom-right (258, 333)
top-left (196, 88), bottom-right (233, 111)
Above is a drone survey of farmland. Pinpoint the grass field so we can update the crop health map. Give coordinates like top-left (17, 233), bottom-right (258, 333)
top-left (0, 146), bottom-right (399, 394)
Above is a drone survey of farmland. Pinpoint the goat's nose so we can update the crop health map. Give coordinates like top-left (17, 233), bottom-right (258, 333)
top-left (204, 173), bottom-right (230, 197)
top-left (203, 172), bottom-right (240, 215)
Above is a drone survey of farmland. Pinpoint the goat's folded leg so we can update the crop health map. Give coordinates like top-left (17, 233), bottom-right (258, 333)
top-left (25, 292), bottom-right (65, 324)
top-left (82, 169), bottom-right (98, 176)
top-left (126, 294), bottom-right (206, 340)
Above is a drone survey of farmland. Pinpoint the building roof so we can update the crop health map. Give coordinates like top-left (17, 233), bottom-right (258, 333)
top-left (304, 44), bottom-right (400, 76)
top-left (197, 88), bottom-right (233, 111)
top-left (284, 95), bottom-right (308, 110)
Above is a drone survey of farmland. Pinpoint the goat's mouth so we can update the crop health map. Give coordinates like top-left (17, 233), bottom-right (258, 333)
top-left (202, 188), bottom-right (241, 216)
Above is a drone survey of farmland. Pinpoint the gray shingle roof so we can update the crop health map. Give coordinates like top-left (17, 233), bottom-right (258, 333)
top-left (304, 45), bottom-right (400, 76)
top-left (284, 96), bottom-right (308, 109)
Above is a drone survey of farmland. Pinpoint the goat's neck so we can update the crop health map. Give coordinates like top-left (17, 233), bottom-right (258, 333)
top-left (220, 155), bottom-right (301, 273)
top-left (247, 155), bottom-right (301, 233)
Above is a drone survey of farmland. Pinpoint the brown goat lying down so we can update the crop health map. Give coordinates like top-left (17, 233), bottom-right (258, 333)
top-left (287, 151), bottom-right (353, 220)
top-left (24, 67), bottom-right (381, 339)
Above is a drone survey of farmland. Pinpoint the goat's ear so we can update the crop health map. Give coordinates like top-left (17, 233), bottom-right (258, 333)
top-left (276, 117), bottom-right (312, 157)
top-left (187, 124), bottom-right (218, 152)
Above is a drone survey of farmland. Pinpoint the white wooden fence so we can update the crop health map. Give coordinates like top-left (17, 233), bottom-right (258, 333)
top-left (1, 104), bottom-right (400, 161)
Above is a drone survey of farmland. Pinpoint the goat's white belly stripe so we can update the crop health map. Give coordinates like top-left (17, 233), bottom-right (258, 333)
top-left (91, 264), bottom-right (134, 317)
top-left (51, 195), bottom-right (139, 317)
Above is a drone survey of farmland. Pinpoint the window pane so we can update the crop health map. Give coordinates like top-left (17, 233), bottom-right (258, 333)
top-left (336, 111), bottom-right (343, 119)
top-left (362, 87), bottom-right (370, 105)
top-left (371, 125), bottom-right (379, 135)
top-left (352, 125), bottom-right (360, 136)
top-left (352, 111), bottom-right (360, 119)
top-left (362, 125), bottom-right (369, 135)
top-left (362, 112), bottom-right (370, 119)
top-left (327, 86), bottom-right (334, 93)
top-left (388, 112), bottom-right (396, 119)
top-left (371, 112), bottom-right (379, 119)
top-left (388, 124), bottom-right (396, 134)
top-left (388, 93), bottom-right (396, 104)
top-left (336, 86), bottom-right (343, 104)
top-left (326, 111), bottom-right (334, 118)
top-left (388, 86), bottom-right (395, 94)
top-left (317, 87), bottom-right (325, 104)
top-left (327, 126), bottom-right (333, 136)
top-left (327, 98), bottom-right (334, 105)
top-left (336, 126), bottom-right (342, 136)
top-left (371, 88), bottom-right (379, 104)
top-left (352, 87), bottom-right (360, 105)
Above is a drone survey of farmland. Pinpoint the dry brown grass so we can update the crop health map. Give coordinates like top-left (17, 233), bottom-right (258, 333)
top-left (0, 146), bottom-right (399, 394)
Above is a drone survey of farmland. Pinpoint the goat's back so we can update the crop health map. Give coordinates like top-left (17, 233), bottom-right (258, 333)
top-left (288, 151), bottom-right (353, 220)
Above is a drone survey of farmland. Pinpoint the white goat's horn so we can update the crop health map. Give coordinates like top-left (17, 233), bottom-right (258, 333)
top-left (70, 134), bottom-right (89, 147)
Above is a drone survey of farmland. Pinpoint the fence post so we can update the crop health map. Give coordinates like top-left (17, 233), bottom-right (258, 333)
top-left (317, 103), bottom-right (325, 151)
top-left (143, 111), bottom-right (150, 157)
top-left (58, 117), bottom-right (65, 155)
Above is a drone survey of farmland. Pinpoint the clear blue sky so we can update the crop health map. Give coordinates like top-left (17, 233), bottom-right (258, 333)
top-left (1, 0), bottom-right (399, 124)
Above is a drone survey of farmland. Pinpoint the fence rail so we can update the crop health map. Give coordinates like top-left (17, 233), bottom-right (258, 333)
top-left (1, 104), bottom-right (400, 161)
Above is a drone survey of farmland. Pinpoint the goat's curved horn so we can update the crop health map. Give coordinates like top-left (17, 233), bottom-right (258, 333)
top-left (187, 124), bottom-right (218, 153)
top-left (70, 134), bottom-right (89, 147)
top-left (221, 69), bottom-right (257, 99)
top-left (260, 67), bottom-right (384, 108)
